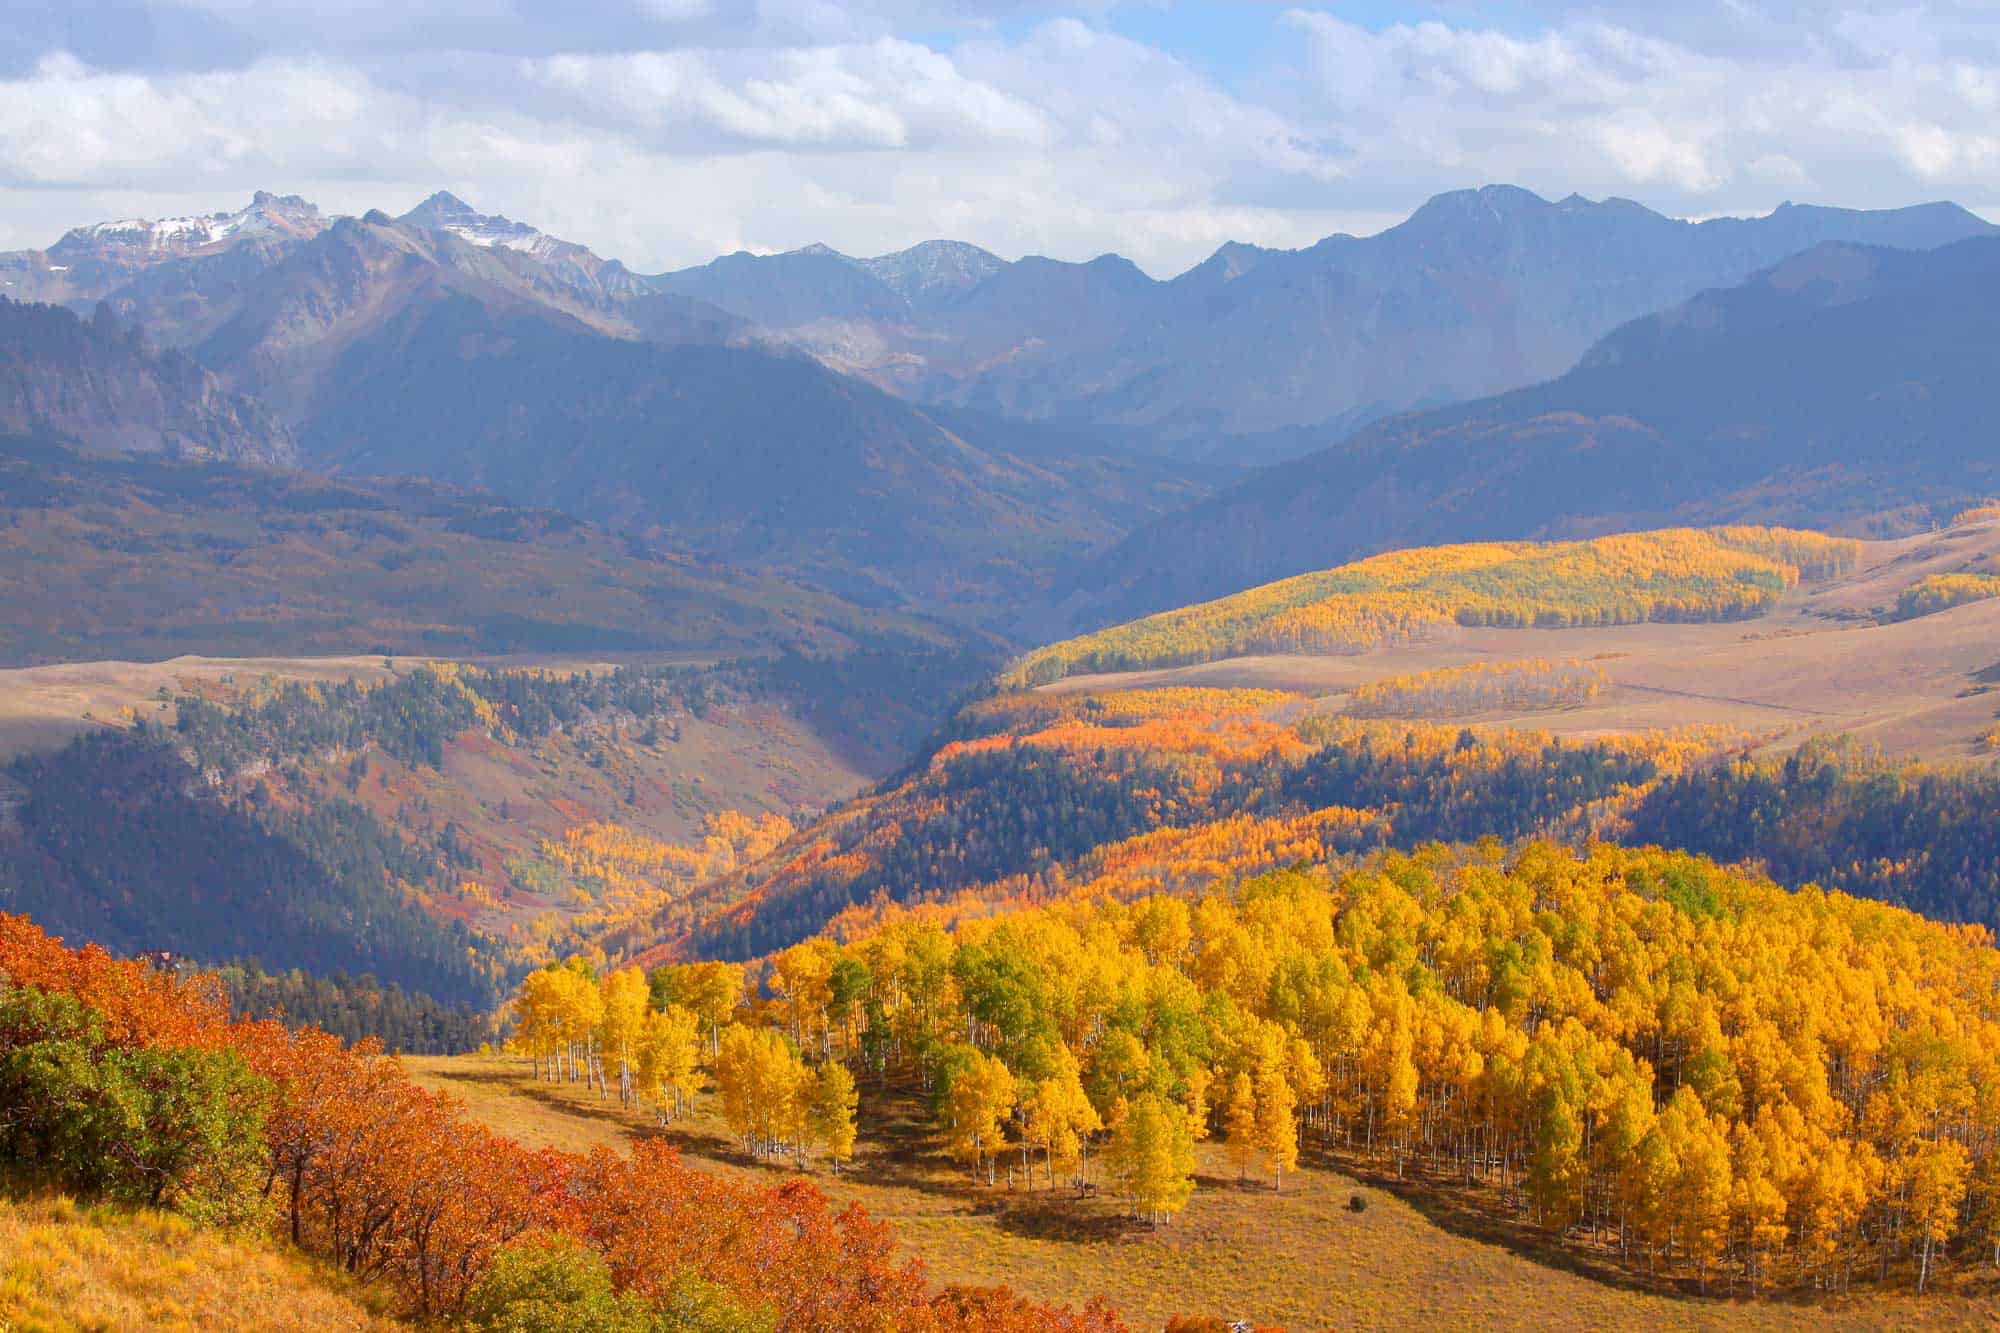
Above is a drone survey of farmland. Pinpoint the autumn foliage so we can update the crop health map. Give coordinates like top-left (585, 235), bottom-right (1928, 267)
top-left (1892, 571), bottom-right (2000, 621)
top-left (657, 841), bottom-right (2000, 1295)
top-left (1345, 658), bottom-right (1608, 719)
top-left (0, 913), bottom-right (1124, 1330)
top-left (1003, 525), bottom-right (1861, 685)
top-left (686, 685), bottom-right (1745, 958)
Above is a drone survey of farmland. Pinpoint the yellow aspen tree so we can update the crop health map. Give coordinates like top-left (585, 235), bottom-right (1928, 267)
top-left (945, 1047), bottom-right (1017, 1186)
top-left (555, 964), bottom-right (604, 1088)
top-left (1255, 1049), bottom-right (1299, 1193)
top-left (1908, 1139), bottom-right (1971, 1294)
top-left (1025, 1045), bottom-right (1101, 1191)
top-left (1661, 1088), bottom-right (1733, 1291)
top-left (660, 960), bottom-right (743, 1057)
top-left (716, 1024), bottom-right (805, 1160)
top-left (770, 941), bottom-right (836, 1057)
top-left (807, 1061), bottom-right (859, 1174)
top-left (1731, 1124), bottom-right (1789, 1293)
top-left (598, 967), bottom-right (649, 1106)
top-left (509, 967), bottom-right (567, 1080)
top-left (1109, 1093), bottom-right (1195, 1225)
top-left (1224, 1071), bottom-right (1258, 1184)
top-left (634, 1003), bottom-right (701, 1121)
top-left (1183, 1065), bottom-right (1214, 1142)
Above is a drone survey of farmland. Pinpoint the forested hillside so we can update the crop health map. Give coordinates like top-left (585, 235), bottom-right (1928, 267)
top-left (0, 653), bottom-right (980, 1025)
top-left (527, 838), bottom-right (2000, 1301)
top-left (1011, 526), bottom-right (1857, 685)
top-left (676, 656), bottom-right (2000, 967)
top-left (673, 686), bottom-right (1741, 958)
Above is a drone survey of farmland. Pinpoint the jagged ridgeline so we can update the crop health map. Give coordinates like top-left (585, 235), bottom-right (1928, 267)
top-left (1004, 526), bottom-right (1860, 686)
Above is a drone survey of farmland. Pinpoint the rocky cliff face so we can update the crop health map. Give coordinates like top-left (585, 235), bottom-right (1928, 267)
top-left (0, 299), bottom-right (296, 466)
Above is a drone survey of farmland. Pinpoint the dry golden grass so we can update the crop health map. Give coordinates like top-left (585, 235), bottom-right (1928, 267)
top-left (405, 1054), bottom-right (1997, 1332)
top-left (0, 1194), bottom-right (399, 1332)
top-left (1040, 526), bottom-right (2000, 765)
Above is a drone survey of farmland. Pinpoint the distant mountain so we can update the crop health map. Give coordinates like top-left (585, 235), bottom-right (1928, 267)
top-left (32, 184), bottom-right (1993, 468)
top-left (1070, 235), bottom-right (2000, 624)
top-left (0, 195), bottom-right (1200, 624)
top-left (187, 210), bottom-right (609, 421)
top-left (651, 187), bottom-right (1995, 453)
top-left (299, 295), bottom-right (1213, 618)
top-left (653, 244), bottom-right (911, 329)
top-left (394, 191), bottom-right (661, 310)
top-left (858, 240), bottom-right (1007, 310)
top-left (38, 192), bottom-right (740, 376)
top-left (0, 192), bottom-right (327, 308)
top-left (0, 299), bottom-right (294, 466)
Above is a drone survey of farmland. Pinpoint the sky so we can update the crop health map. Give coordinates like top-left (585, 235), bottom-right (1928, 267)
top-left (3, 1), bottom-right (1999, 276)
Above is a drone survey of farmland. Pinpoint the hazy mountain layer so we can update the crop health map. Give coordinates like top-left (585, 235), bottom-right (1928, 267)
top-left (1072, 235), bottom-right (2000, 624)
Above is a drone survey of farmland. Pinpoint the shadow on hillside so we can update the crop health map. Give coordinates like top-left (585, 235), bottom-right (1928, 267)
top-left (1297, 1139), bottom-right (1838, 1308)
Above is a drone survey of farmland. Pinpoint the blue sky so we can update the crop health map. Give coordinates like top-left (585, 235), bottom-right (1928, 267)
top-left (3, 2), bottom-right (1998, 274)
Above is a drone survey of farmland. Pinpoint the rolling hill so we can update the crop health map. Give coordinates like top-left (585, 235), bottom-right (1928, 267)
top-left (0, 434), bottom-right (937, 667)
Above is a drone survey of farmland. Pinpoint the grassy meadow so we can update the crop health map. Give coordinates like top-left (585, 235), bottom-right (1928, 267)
top-left (0, 1194), bottom-right (398, 1332)
top-left (404, 1054), bottom-right (1998, 1331)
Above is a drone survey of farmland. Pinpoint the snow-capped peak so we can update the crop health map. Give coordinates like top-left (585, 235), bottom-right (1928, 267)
top-left (397, 192), bottom-right (557, 256)
top-left (50, 192), bottom-right (324, 258)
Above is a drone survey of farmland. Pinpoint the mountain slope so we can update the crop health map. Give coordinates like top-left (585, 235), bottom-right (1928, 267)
top-left (298, 297), bottom-right (1212, 618)
top-left (0, 299), bottom-right (295, 465)
top-left (1076, 234), bottom-right (2000, 622)
top-left (0, 434), bottom-right (933, 665)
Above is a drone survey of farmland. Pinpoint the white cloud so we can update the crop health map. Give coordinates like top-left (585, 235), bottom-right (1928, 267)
top-left (1277, 9), bottom-right (2000, 215)
top-left (3, 5), bottom-right (2000, 277)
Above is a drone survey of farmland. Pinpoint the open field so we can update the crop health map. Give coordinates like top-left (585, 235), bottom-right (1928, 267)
top-left (405, 1053), bottom-right (1999, 1332)
top-left (1044, 524), bottom-right (2000, 764)
top-left (0, 1194), bottom-right (399, 1332)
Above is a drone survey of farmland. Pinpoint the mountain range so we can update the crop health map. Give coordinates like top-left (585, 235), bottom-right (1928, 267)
top-left (9, 182), bottom-right (2000, 642)
top-left (1070, 233), bottom-right (2000, 624)
top-left (15, 184), bottom-right (1991, 459)
top-left (652, 185), bottom-right (1994, 451)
